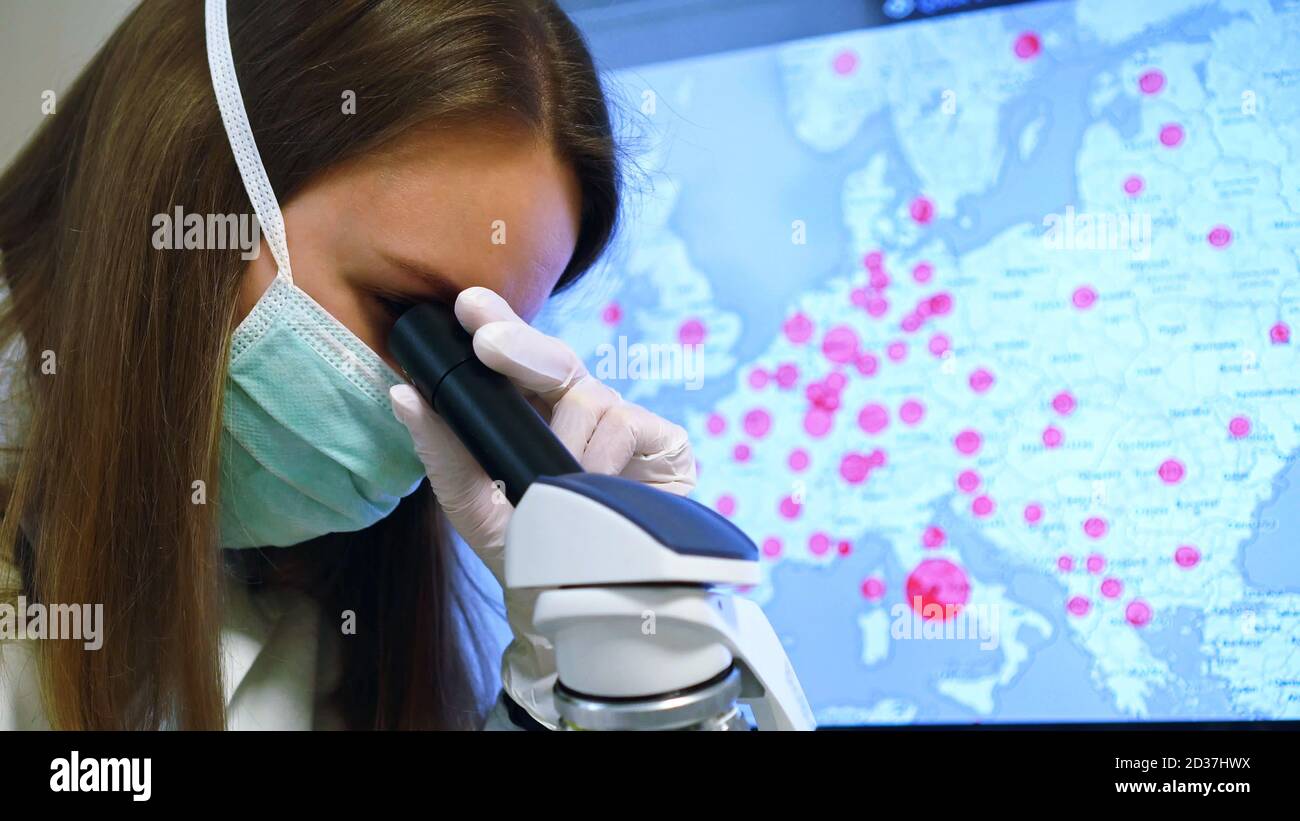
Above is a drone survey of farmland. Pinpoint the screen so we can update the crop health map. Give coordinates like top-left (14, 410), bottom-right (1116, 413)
top-left (540, 0), bottom-right (1300, 724)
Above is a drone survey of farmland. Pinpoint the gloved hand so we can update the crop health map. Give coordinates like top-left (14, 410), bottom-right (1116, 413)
top-left (389, 286), bottom-right (696, 728)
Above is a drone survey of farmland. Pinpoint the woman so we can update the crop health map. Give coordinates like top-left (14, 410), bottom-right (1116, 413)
top-left (0, 0), bottom-right (694, 730)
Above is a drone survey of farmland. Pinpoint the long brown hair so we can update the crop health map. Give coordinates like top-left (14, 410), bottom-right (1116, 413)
top-left (0, 0), bottom-right (618, 729)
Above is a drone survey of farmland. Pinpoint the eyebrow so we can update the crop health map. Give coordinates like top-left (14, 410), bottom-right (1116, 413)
top-left (380, 253), bottom-right (462, 305)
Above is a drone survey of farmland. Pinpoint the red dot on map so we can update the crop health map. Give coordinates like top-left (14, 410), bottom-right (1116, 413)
top-left (922, 526), bottom-right (946, 549)
top-left (868, 448), bottom-right (887, 468)
top-left (1057, 555), bottom-right (1074, 572)
top-left (1086, 553), bottom-right (1105, 574)
top-left (678, 318), bottom-right (706, 345)
top-left (783, 313), bottom-right (814, 344)
top-left (1072, 285), bottom-right (1098, 309)
top-left (858, 403), bottom-right (890, 435)
top-left (1207, 225), bottom-right (1232, 248)
top-left (706, 413), bottom-right (726, 436)
top-left (1083, 517), bottom-right (1108, 539)
top-left (838, 540), bottom-right (852, 557)
top-left (715, 494), bottom-right (736, 517)
top-left (887, 341), bottom-right (908, 362)
top-left (1100, 577), bottom-right (1123, 599)
top-left (851, 287), bottom-right (869, 308)
top-left (929, 333), bottom-right (951, 357)
top-left (905, 558), bottom-right (971, 620)
top-left (788, 448), bottom-right (810, 471)
top-left (1052, 390), bottom-right (1076, 415)
top-left (743, 408), bottom-right (772, 438)
top-left (861, 576), bottom-right (886, 601)
top-left (840, 452), bottom-right (870, 484)
top-left (913, 261), bottom-right (934, 283)
top-left (1024, 503), bottom-right (1043, 525)
top-left (910, 196), bottom-right (935, 225)
top-left (969, 368), bottom-right (995, 393)
top-left (803, 408), bottom-right (834, 437)
top-left (954, 428), bottom-right (983, 456)
top-left (776, 362), bottom-right (800, 388)
top-left (602, 302), bottom-right (622, 324)
top-left (901, 313), bottom-right (922, 333)
top-left (1042, 425), bottom-right (1064, 448)
top-left (1159, 123), bottom-right (1184, 147)
top-left (899, 399), bottom-right (926, 426)
top-left (1228, 416), bottom-right (1251, 438)
top-left (809, 532), bottom-right (831, 556)
top-left (856, 351), bottom-right (880, 376)
top-left (1013, 32), bottom-right (1041, 60)
top-left (929, 292), bottom-right (953, 315)
top-left (778, 495), bottom-right (802, 519)
top-left (832, 49), bottom-right (859, 76)
top-left (1158, 458), bottom-right (1185, 484)
top-left (1067, 596), bottom-right (1091, 616)
top-left (870, 269), bottom-right (891, 290)
top-left (1125, 599), bottom-right (1153, 627)
top-left (1174, 544), bottom-right (1201, 568)
top-left (762, 537), bottom-right (783, 559)
top-left (826, 372), bottom-right (847, 391)
top-left (733, 443), bottom-right (751, 462)
top-left (866, 295), bottom-right (890, 318)
top-left (748, 367), bottom-right (769, 390)
top-left (1123, 174), bottom-right (1145, 196)
top-left (863, 250), bottom-right (884, 271)
top-left (1138, 69), bottom-right (1165, 95)
top-left (972, 495), bottom-right (995, 517)
top-left (1271, 322), bottom-right (1291, 344)
top-left (956, 469), bottom-right (981, 493)
top-left (823, 325), bottom-right (860, 363)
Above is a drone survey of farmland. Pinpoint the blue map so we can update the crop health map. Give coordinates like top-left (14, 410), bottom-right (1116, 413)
top-left (539, 0), bottom-right (1300, 724)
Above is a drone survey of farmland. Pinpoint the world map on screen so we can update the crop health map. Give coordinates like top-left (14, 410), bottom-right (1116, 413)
top-left (539, 0), bottom-right (1300, 724)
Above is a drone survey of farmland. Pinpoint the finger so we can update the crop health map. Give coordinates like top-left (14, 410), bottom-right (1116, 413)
top-left (472, 320), bottom-right (589, 404)
top-left (546, 376), bottom-right (621, 459)
top-left (580, 402), bottom-right (696, 495)
top-left (454, 286), bottom-right (522, 331)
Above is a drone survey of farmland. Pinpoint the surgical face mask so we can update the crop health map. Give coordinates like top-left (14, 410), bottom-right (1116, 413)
top-left (206, 0), bottom-right (426, 548)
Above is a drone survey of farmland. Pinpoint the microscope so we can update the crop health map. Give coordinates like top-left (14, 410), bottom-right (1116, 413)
top-left (391, 303), bottom-right (815, 731)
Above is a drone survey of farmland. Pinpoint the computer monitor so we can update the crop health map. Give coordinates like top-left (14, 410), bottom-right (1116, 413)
top-left (543, 0), bottom-right (1300, 725)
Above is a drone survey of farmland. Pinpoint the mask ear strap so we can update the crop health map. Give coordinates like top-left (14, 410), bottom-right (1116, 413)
top-left (204, 0), bottom-right (293, 282)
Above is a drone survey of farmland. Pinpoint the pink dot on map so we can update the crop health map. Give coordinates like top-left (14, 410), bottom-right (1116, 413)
top-left (886, 341), bottom-right (908, 362)
top-left (929, 333), bottom-right (951, 357)
top-left (867, 448), bottom-right (887, 468)
top-left (826, 372), bottom-right (847, 391)
top-left (856, 352), bottom-right (880, 376)
top-left (1123, 174), bottom-right (1144, 196)
top-left (1100, 578), bottom-right (1123, 599)
top-left (972, 495), bottom-right (995, 517)
top-left (1013, 32), bottom-right (1041, 60)
top-left (706, 413), bottom-right (726, 436)
top-left (1083, 517), bottom-right (1108, 539)
top-left (1228, 416), bottom-right (1251, 438)
top-left (678, 318), bottom-right (706, 345)
top-left (743, 408), bottom-right (772, 438)
top-left (840, 453), bottom-right (870, 484)
top-left (913, 261), bottom-right (934, 283)
top-left (1270, 322), bottom-right (1291, 344)
top-left (1086, 553), bottom-right (1105, 574)
top-left (899, 399), bottom-right (925, 426)
top-left (748, 368), bottom-right (769, 390)
top-left (969, 368), bottom-right (995, 393)
top-left (858, 403), bottom-right (890, 435)
top-left (822, 325), bottom-right (860, 363)
top-left (851, 287), bottom-right (869, 308)
top-left (809, 532), bottom-right (831, 556)
top-left (1207, 225), bottom-right (1232, 248)
top-left (788, 448), bottom-right (810, 471)
top-left (601, 302), bottom-right (622, 324)
top-left (1175, 544), bottom-right (1201, 568)
top-left (1067, 596), bottom-right (1091, 616)
top-left (783, 313), bottom-right (814, 344)
top-left (860, 577), bottom-right (886, 601)
top-left (1158, 458), bottom-right (1185, 484)
top-left (838, 540), bottom-right (852, 557)
top-left (1024, 503), bottom-right (1043, 524)
top-left (1042, 425), bottom-right (1063, 448)
top-left (905, 558), bottom-right (971, 620)
top-left (929, 292), bottom-right (953, 315)
top-left (776, 363), bottom-right (800, 388)
top-left (956, 469), bottom-right (981, 493)
top-left (761, 537), bottom-right (782, 559)
top-left (901, 313), bottom-right (922, 333)
top-left (778, 495), bottom-right (802, 519)
top-left (716, 495), bottom-right (736, 517)
top-left (923, 526), bottom-right (946, 549)
top-left (1052, 390), bottom-right (1076, 416)
top-left (1057, 555), bottom-right (1074, 572)
top-left (863, 250), bottom-right (884, 271)
top-left (832, 49), bottom-right (859, 76)
top-left (869, 269), bottom-right (891, 290)
top-left (1125, 599), bottom-right (1153, 627)
top-left (803, 408), bottom-right (834, 437)
top-left (866, 295), bottom-right (890, 318)
top-left (1072, 285), bottom-right (1098, 309)
top-left (909, 196), bottom-right (935, 225)
top-left (733, 443), bottom-right (751, 462)
top-left (1159, 123), bottom-right (1184, 147)
top-left (1138, 68), bottom-right (1165, 95)
top-left (954, 429), bottom-right (982, 456)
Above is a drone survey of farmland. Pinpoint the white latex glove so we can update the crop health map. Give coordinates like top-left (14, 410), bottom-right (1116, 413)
top-left (389, 286), bottom-right (696, 728)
